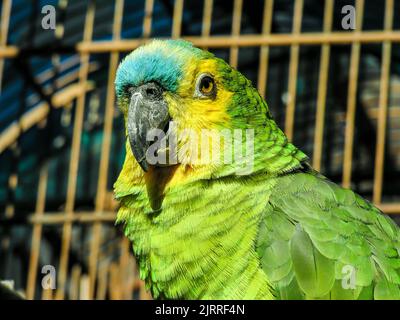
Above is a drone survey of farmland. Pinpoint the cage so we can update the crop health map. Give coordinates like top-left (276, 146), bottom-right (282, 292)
top-left (0, 0), bottom-right (399, 300)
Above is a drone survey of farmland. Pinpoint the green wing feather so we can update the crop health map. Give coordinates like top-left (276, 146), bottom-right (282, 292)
top-left (257, 168), bottom-right (400, 300)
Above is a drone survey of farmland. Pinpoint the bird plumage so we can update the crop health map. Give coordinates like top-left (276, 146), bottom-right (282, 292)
top-left (114, 39), bottom-right (400, 299)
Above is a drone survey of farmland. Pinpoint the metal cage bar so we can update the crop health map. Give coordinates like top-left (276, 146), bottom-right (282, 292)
top-left (0, 0), bottom-right (11, 90)
top-left (56, 1), bottom-right (96, 300)
top-left (312, 0), bottom-right (334, 171)
top-left (26, 163), bottom-right (49, 299)
top-left (257, 0), bottom-right (274, 99)
top-left (342, 0), bottom-right (365, 189)
top-left (4, 31), bottom-right (400, 58)
top-left (229, 0), bottom-right (243, 68)
top-left (284, 0), bottom-right (304, 141)
top-left (172, 0), bottom-right (184, 38)
top-left (201, 0), bottom-right (213, 42)
top-left (88, 0), bottom-right (124, 300)
top-left (373, 0), bottom-right (394, 204)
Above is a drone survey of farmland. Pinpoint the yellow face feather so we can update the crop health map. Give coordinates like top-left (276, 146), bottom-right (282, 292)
top-left (115, 40), bottom-right (306, 216)
top-left (166, 58), bottom-right (233, 131)
top-left (115, 40), bottom-right (267, 205)
top-left (116, 58), bottom-right (236, 199)
top-left (157, 58), bottom-right (235, 186)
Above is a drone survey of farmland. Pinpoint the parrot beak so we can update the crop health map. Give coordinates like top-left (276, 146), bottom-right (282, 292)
top-left (127, 82), bottom-right (177, 211)
top-left (127, 82), bottom-right (170, 172)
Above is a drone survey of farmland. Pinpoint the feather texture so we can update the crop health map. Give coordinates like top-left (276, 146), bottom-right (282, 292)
top-left (257, 170), bottom-right (400, 299)
top-left (114, 40), bottom-right (400, 300)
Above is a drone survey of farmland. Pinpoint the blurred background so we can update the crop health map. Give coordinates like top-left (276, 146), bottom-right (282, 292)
top-left (0, 0), bottom-right (400, 300)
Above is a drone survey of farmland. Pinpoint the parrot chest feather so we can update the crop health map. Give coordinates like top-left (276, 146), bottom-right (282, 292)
top-left (119, 175), bottom-right (276, 299)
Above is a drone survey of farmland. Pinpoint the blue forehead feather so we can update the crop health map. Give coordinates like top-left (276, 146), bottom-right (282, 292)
top-left (115, 39), bottom-right (211, 97)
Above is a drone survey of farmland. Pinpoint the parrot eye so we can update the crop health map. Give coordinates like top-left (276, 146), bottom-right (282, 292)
top-left (195, 74), bottom-right (216, 98)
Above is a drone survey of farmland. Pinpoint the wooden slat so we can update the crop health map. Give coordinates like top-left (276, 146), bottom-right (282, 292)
top-left (119, 238), bottom-right (131, 299)
top-left (75, 31), bottom-right (400, 51)
top-left (373, 0), bottom-right (394, 204)
top-left (0, 45), bottom-right (17, 57)
top-left (342, 0), bottom-right (365, 188)
top-left (69, 265), bottom-right (82, 300)
top-left (96, 264), bottom-right (108, 300)
top-left (172, 0), bottom-right (184, 38)
top-left (257, 0), bottom-right (274, 98)
top-left (56, 1), bottom-right (95, 300)
top-left (33, 55), bottom-right (81, 84)
top-left (3, 30), bottom-right (400, 58)
top-left (201, 0), bottom-right (213, 39)
top-left (312, 0), bottom-right (334, 170)
top-left (0, 0), bottom-right (11, 90)
top-left (25, 200), bottom-right (400, 226)
top-left (229, 0), bottom-right (243, 68)
top-left (108, 263), bottom-right (121, 300)
top-left (142, 0), bottom-right (154, 38)
top-left (284, 0), bottom-right (304, 140)
top-left (2, 0), bottom-right (15, 220)
top-left (378, 203), bottom-right (400, 215)
top-left (127, 255), bottom-right (137, 298)
top-left (139, 280), bottom-right (152, 300)
top-left (4, 155), bottom-right (17, 218)
top-left (79, 275), bottom-right (90, 300)
top-left (0, 82), bottom-right (95, 154)
top-left (41, 287), bottom-right (53, 300)
top-left (88, 0), bottom-right (124, 300)
top-left (0, 104), bottom-right (48, 154)
top-left (12, 30), bottom-right (400, 57)
top-left (367, 106), bottom-right (400, 119)
top-left (29, 211), bottom-right (117, 224)
top-left (26, 163), bottom-right (49, 299)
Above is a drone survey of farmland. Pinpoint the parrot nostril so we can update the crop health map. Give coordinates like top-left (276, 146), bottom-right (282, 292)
top-left (142, 83), bottom-right (162, 100)
top-left (146, 88), bottom-right (156, 98)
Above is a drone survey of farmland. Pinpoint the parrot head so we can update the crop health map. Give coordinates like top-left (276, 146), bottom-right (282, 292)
top-left (115, 40), bottom-right (306, 211)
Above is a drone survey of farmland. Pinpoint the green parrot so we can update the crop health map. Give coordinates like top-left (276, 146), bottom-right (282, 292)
top-left (114, 39), bottom-right (400, 300)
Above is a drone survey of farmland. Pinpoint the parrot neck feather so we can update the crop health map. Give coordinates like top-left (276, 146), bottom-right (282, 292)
top-left (116, 171), bottom-right (277, 299)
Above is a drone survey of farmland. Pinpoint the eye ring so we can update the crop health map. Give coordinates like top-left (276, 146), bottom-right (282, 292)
top-left (195, 73), bottom-right (216, 98)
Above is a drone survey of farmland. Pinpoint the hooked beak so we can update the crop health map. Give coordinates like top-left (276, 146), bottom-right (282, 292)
top-left (127, 82), bottom-right (170, 172)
